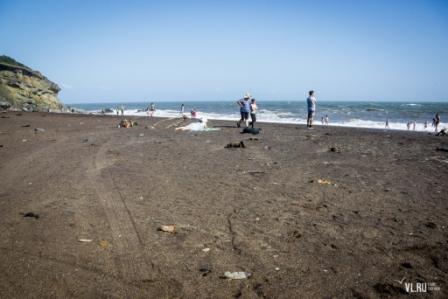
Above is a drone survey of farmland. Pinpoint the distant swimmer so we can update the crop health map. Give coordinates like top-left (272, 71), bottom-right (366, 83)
top-left (306, 90), bottom-right (317, 128)
top-left (250, 98), bottom-right (258, 128)
top-left (435, 113), bottom-right (440, 132)
top-left (385, 119), bottom-right (389, 128)
top-left (237, 93), bottom-right (251, 128)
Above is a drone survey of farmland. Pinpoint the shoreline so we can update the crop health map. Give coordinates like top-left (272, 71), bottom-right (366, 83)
top-left (29, 109), bottom-right (446, 135)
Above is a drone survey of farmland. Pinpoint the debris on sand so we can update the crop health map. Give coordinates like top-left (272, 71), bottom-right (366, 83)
top-left (34, 128), bottom-right (45, 133)
top-left (118, 119), bottom-right (136, 128)
top-left (436, 145), bottom-right (448, 152)
top-left (199, 264), bottom-right (212, 276)
top-left (22, 139), bottom-right (27, 142)
top-left (223, 271), bottom-right (251, 280)
top-left (21, 124), bottom-right (30, 127)
top-left (158, 224), bottom-right (176, 233)
top-left (242, 127), bottom-right (261, 135)
top-left (329, 146), bottom-right (341, 153)
top-left (78, 238), bottom-right (93, 243)
top-left (202, 247), bottom-right (210, 252)
top-left (317, 179), bottom-right (332, 185)
top-left (20, 212), bottom-right (39, 219)
top-left (225, 141), bottom-right (245, 149)
top-left (99, 240), bottom-right (110, 248)
top-left (436, 128), bottom-right (447, 136)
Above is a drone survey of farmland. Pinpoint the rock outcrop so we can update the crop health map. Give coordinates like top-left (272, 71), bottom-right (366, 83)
top-left (0, 55), bottom-right (62, 111)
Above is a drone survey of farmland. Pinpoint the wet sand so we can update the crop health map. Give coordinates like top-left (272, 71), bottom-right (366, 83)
top-left (0, 111), bottom-right (447, 298)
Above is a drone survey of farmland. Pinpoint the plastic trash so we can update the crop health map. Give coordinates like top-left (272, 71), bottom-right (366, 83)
top-left (317, 179), bottom-right (332, 185)
top-left (78, 238), bottom-right (93, 243)
top-left (224, 271), bottom-right (251, 280)
top-left (158, 224), bottom-right (176, 233)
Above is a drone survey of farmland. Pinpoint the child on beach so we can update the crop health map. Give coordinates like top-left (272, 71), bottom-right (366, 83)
top-left (250, 99), bottom-right (257, 128)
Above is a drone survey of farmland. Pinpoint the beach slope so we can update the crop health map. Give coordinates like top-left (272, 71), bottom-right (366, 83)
top-left (0, 112), bottom-right (447, 298)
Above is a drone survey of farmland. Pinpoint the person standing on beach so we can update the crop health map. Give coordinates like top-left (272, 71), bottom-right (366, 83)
top-left (324, 114), bottom-right (329, 126)
top-left (435, 113), bottom-right (440, 132)
top-left (149, 102), bottom-right (155, 117)
top-left (250, 98), bottom-right (258, 128)
top-left (306, 90), bottom-right (317, 128)
top-left (180, 104), bottom-right (185, 114)
top-left (385, 119), bottom-right (389, 128)
top-left (120, 105), bottom-right (124, 116)
top-left (237, 93), bottom-right (251, 128)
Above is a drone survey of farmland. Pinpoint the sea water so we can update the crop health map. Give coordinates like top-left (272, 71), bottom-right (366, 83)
top-left (68, 101), bottom-right (447, 132)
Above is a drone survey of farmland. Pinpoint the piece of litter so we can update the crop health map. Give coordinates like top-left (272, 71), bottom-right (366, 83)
top-left (202, 248), bottom-right (210, 252)
top-left (224, 271), bottom-right (251, 280)
top-left (273, 255), bottom-right (279, 258)
top-left (275, 267), bottom-right (280, 271)
top-left (78, 239), bottom-right (93, 243)
top-left (99, 240), bottom-right (110, 248)
top-left (21, 212), bottom-right (39, 219)
top-left (139, 133), bottom-right (144, 137)
top-left (317, 179), bottom-right (332, 185)
top-left (22, 139), bottom-right (27, 142)
top-left (255, 217), bottom-right (260, 221)
top-left (158, 224), bottom-right (176, 233)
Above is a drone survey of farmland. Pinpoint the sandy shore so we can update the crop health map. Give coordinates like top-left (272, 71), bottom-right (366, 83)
top-left (0, 111), bottom-right (447, 298)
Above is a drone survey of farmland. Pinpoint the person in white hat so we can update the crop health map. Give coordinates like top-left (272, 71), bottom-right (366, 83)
top-left (236, 92), bottom-right (252, 127)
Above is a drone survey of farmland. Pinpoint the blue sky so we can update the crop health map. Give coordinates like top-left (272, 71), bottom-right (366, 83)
top-left (1, 0), bottom-right (447, 103)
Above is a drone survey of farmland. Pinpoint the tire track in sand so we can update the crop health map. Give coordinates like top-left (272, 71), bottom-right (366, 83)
top-left (86, 136), bottom-right (156, 284)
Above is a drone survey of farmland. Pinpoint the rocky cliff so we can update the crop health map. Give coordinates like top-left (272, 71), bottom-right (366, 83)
top-left (0, 55), bottom-right (62, 111)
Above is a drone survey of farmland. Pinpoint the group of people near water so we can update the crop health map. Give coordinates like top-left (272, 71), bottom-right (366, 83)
top-left (386, 112), bottom-right (441, 132)
top-left (106, 91), bottom-right (443, 133)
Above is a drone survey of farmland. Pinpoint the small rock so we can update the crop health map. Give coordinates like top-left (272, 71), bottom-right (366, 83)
top-left (139, 133), bottom-right (144, 137)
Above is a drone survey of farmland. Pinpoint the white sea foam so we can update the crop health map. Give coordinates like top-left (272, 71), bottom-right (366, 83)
top-left (90, 108), bottom-right (446, 133)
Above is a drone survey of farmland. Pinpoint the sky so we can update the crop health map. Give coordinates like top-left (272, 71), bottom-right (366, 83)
top-left (0, 0), bottom-right (447, 103)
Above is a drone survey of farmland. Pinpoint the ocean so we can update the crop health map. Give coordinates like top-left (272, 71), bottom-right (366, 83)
top-left (68, 101), bottom-right (447, 132)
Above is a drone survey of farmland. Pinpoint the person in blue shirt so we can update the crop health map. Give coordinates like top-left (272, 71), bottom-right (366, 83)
top-left (306, 90), bottom-right (317, 128)
top-left (237, 93), bottom-right (252, 128)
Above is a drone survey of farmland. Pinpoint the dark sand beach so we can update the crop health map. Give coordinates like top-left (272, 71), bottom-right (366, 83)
top-left (0, 111), bottom-right (447, 298)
